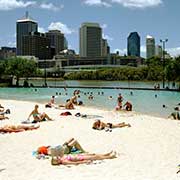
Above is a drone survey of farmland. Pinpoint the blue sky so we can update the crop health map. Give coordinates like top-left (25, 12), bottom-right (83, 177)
top-left (0, 0), bottom-right (180, 57)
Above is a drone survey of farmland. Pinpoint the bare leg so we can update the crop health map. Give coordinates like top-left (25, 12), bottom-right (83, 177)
top-left (41, 113), bottom-right (52, 121)
top-left (68, 139), bottom-right (86, 153)
top-left (113, 123), bottom-right (131, 128)
top-left (83, 153), bottom-right (116, 161)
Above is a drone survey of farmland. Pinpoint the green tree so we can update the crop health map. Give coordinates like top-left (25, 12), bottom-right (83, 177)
top-left (5, 57), bottom-right (38, 86)
top-left (0, 61), bottom-right (6, 78)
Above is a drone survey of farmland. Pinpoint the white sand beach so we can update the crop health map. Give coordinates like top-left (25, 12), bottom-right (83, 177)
top-left (0, 99), bottom-right (180, 180)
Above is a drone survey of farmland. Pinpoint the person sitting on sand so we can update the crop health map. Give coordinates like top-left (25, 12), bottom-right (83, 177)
top-left (28, 104), bottom-right (53, 123)
top-left (168, 108), bottom-right (180, 120)
top-left (64, 95), bottom-right (79, 109)
top-left (0, 104), bottom-right (10, 115)
top-left (123, 101), bottom-right (132, 111)
top-left (0, 114), bottom-right (9, 120)
top-left (45, 96), bottom-right (55, 108)
top-left (0, 124), bottom-right (40, 133)
top-left (37, 138), bottom-right (86, 156)
top-left (51, 150), bottom-right (117, 165)
top-left (0, 104), bottom-right (4, 112)
top-left (92, 119), bottom-right (131, 130)
top-left (65, 99), bottom-right (74, 109)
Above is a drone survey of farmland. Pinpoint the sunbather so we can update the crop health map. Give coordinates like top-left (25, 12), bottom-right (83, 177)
top-left (92, 119), bottom-right (131, 130)
top-left (0, 124), bottom-right (40, 133)
top-left (37, 138), bottom-right (86, 156)
top-left (28, 104), bottom-right (53, 123)
top-left (51, 150), bottom-right (117, 165)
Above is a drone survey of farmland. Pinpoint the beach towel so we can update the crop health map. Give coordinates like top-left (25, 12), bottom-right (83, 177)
top-left (75, 113), bottom-right (103, 119)
top-left (21, 120), bottom-right (32, 124)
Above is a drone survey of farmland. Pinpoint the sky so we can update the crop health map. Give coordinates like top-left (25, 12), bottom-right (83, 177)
top-left (0, 0), bottom-right (180, 57)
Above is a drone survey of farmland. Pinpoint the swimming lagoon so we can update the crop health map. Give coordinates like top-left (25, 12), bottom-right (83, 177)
top-left (0, 80), bottom-right (179, 118)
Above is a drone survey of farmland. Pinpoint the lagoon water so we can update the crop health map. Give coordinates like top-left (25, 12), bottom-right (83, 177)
top-left (0, 80), bottom-right (179, 118)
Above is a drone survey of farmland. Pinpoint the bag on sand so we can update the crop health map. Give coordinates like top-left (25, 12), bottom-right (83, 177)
top-left (50, 145), bottom-right (64, 157)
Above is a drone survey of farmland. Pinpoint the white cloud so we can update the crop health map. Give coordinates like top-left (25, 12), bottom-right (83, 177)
top-left (0, 0), bottom-right (36, 10)
top-left (48, 22), bottom-right (74, 35)
top-left (7, 41), bottom-right (16, 47)
top-left (167, 47), bottom-right (180, 57)
top-left (38, 27), bottom-right (46, 33)
top-left (111, 0), bottom-right (162, 8)
top-left (83, 0), bottom-right (162, 9)
top-left (140, 45), bottom-right (146, 53)
top-left (113, 48), bottom-right (127, 55)
top-left (83, 0), bottom-right (111, 7)
top-left (101, 23), bottom-right (107, 29)
top-left (103, 33), bottom-right (113, 41)
top-left (40, 3), bottom-right (64, 11)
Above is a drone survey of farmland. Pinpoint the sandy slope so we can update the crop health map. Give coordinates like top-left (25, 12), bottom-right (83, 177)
top-left (0, 99), bottom-right (180, 180)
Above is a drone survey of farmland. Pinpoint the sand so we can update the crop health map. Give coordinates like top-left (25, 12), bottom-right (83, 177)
top-left (0, 99), bottom-right (180, 180)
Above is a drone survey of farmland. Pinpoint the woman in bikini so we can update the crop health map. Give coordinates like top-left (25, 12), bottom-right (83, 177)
top-left (92, 119), bottom-right (131, 130)
top-left (51, 150), bottom-right (117, 165)
top-left (28, 104), bottom-right (53, 123)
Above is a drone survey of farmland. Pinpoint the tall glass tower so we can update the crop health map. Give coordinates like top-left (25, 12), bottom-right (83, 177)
top-left (127, 32), bottom-right (140, 57)
top-left (16, 11), bottom-right (38, 55)
top-left (79, 23), bottom-right (102, 57)
top-left (146, 35), bottom-right (155, 59)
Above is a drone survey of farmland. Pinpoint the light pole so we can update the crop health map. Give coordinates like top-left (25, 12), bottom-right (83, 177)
top-left (53, 73), bottom-right (58, 88)
top-left (44, 59), bottom-right (47, 87)
top-left (160, 39), bottom-right (168, 89)
top-left (44, 46), bottom-right (49, 87)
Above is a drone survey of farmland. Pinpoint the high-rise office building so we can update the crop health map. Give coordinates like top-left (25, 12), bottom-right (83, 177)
top-left (79, 22), bottom-right (102, 57)
top-left (101, 39), bottom-right (109, 56)
top-left (64, 37), bottom-right (68, 50)
top-left (46, 30), bottom-right (65, 55)
top-left (127, 32), bottom-right (140, 57)
top-left (16, 11), bottom-right (38, 55)
top-left (146, 35), bottom-right (155, 59)
top-left (22, 32), bottom-right (51, 59)
top-left (155, 45), bottom-right (162, 57)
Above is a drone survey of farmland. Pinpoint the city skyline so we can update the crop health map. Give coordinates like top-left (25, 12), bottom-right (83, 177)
top-left (0, 0), bottom-right (180, 57)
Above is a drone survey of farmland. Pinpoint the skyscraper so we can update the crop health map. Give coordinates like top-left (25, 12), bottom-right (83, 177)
top-left (16, 11), bottom-right (38, 55)
top-left (127, 32), bottom-right (140, 57)
top-left (101, 39), bottom-right (109, 56)
top-left (146, 35), bottom-right (155, 59)
top-left (46, 30), bottom-right (65, 55)
top-left (22, 32), bottom-right (51, 59)
top-left (155, 45), bottom-right (162, 57)
top-left (79, 23), bottom-right (102, 57)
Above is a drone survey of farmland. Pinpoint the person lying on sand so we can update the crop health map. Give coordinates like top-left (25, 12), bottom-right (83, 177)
top-left (0, 124), bottom-right (40, 133)
top-left (37, 138), bottom-right (86, 156)
top-left (28, 104), bottom-right (53, 123)
top-left (92, 119), bottom-right (131, 130)
top-left (51, 150), bottom-right (117, 165)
